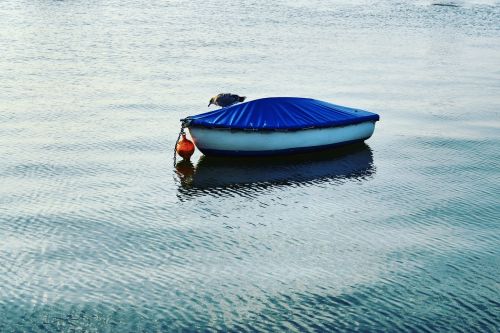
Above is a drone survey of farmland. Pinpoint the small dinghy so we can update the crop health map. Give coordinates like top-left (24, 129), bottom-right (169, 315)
top-left (182, 97), bottom-right (380, 156)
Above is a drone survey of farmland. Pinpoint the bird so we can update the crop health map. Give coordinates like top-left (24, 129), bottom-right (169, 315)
top-left (208, 93), bottom-right (246, 107)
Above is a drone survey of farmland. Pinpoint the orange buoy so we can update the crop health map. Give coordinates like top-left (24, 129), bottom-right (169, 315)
top-left (176, 133), bottom-right (195, 159)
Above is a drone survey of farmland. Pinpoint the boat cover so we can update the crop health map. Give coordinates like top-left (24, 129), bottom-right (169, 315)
top-left (185, 97), bottom-right (379, 130)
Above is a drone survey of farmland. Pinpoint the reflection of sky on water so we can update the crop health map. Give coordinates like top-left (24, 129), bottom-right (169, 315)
top-left (176, 143), bottom-right (375, 198)
top-left (1, 0), bottom-right (499, 331)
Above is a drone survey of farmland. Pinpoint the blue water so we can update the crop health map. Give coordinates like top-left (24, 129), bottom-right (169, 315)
top-left (1, 0), bottom-right (499, 331)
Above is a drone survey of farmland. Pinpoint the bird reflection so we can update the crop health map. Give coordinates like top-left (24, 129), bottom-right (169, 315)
top-left (175, 143), bottom-right (375, 198)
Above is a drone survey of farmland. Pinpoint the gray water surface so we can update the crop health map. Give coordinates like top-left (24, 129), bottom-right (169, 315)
top-left (1, 0), bottom-right (499, 331)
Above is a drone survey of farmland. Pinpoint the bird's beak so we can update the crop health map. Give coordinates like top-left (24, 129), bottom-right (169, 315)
top-left (208, 102), bottom-right (211, 107)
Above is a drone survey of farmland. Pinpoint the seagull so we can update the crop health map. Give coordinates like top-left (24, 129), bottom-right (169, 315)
top-left (208, 93), bottom-right (246, 107)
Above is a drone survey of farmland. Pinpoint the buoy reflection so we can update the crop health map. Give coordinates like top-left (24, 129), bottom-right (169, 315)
top-left (175, 159), bottom-right (195, 186)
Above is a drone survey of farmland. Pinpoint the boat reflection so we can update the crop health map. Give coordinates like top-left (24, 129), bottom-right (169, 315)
top-left (175, 143), bottom-right (375, 198)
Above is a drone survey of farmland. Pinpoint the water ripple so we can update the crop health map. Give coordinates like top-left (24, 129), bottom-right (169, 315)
top-left (1, 0), bottom-right (499, 331)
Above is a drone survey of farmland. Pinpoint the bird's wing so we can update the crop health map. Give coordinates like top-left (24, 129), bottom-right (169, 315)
top-left (216, 94), bottom-right (238, 106)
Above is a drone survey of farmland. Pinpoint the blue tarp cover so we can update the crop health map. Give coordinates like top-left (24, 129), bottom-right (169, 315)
top-left (186, 97), bottom-right (379, 130)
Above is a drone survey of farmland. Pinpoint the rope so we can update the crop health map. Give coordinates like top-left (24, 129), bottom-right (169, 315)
top-left (173, 127), bottom-right (184, 166)
top-left (173, 119), bottom-right (188, 166)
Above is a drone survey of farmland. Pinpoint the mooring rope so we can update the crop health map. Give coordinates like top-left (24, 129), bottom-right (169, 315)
top-left (173, 126), bottom-right (184, 166)
top-left (173, 119), bottom-right (188, 166)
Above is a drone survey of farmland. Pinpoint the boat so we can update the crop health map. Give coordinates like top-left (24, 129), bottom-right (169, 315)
top-left (182, 97), bottom-right (380, 156)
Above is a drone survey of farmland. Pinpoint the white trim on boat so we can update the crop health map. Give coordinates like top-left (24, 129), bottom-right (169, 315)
top-left (188, 121), bottom-right (376, 155)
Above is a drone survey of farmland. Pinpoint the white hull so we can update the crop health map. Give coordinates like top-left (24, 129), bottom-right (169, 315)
top-left (188, 121), bottom-right (376, 156)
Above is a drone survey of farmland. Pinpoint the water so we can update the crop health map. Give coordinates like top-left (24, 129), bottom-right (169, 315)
top-left (1, 0), bottom-right (499, 331)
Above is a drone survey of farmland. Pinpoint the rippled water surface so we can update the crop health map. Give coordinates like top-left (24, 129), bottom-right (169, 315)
top-left (1, 0), bottom-right (499, 331)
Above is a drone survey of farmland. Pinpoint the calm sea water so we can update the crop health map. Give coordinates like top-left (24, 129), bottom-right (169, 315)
top-left (1, 0), bottom-right (499, 331)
